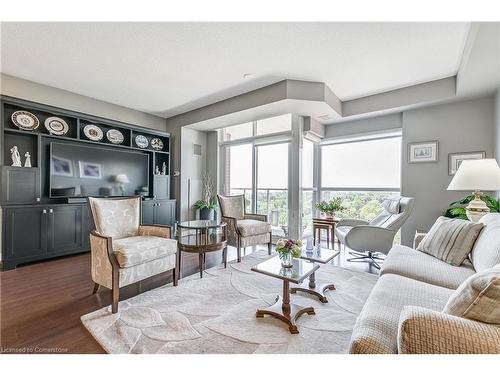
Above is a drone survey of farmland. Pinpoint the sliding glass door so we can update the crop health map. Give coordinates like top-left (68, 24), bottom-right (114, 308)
top-left (225, 143), bottom-right (253, 209)
top-left (221, 115), bottom-right (293, 242)
top-left (256, 143), bottom-right (289, 239)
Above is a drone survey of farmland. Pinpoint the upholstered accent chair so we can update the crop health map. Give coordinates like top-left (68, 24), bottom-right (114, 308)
top-left (88, 196), bottom-right (177, 313)
top-left (335, 196), bottom-right (414, 269)
top-left (217, 194), bottom-right (272, 262)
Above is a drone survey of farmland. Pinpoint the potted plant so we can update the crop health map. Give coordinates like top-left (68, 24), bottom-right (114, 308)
top-left (194, 173), bottom-right (217, 220)
top-left (315, 197), bottom-right (346, 219)
top-left (444, 193), bottom-right (499, 220)
top-left (276, 239), bottom-right (302, 268)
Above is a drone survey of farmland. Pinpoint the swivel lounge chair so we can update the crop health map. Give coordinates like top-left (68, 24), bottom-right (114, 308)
top-left (335, 196), bottom-right (414, 269)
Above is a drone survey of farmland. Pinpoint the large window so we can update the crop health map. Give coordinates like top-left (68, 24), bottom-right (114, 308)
top-left (221, 114), bottom-right (292, 141)
top-left (221, 114), bottom-right (292, 240)
top-left (221, 122), bottom-right (253, 141)
top-left (321, 137), bottom-right (401, 189)
top-left (256, 114), bottom-right (292, 136)
top-left (301, 139), bottom-right (315, 237)
top-left (226, 143), bottom-right (253, 208)
top-left (319, 135), bottom-right (402, 242)
top-left (257, 143), bottom-right (289, 232)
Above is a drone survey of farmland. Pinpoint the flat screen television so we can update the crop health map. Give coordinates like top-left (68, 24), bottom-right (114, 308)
top-left (49, 142), bottom-right (150, 198)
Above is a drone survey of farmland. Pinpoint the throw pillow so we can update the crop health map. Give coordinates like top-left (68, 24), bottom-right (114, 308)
top-left (469, 213), bottom-right (500, 272)
top-left (443, 267), bottom-right (500, 324)
top-left (416, 216), bottom-right (484, 266)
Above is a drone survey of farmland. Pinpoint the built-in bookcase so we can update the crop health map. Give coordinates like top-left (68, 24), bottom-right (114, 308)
top-left (0, 95), bottom-right (175, 270)
top-left (1, 97), bottom-right (171, 168)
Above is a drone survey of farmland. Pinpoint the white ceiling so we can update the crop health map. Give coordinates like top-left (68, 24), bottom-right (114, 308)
top-left (1, 22), bottom-right (470, 118)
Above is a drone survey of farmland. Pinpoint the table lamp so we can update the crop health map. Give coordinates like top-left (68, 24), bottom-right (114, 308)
top-left (112, 174), bottom-right (130, 196)
top-left (447, 159), bottom-right (500, 222)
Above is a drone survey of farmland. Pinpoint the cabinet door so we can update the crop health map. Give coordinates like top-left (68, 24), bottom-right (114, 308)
top-left (154, 200), bottom-right (176, 226)
top-left (153, 175), bottom-right (170, 199)
top-left (47, 205), bottom-right (83, 254)
top-left (141, 201), bottom-right (155, 225)
top-left (3, 207), bottom-right (47, 260)
top-left (2, 167), bottom-right (40, 204)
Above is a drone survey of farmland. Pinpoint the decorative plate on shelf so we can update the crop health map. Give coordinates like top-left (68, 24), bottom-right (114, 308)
top-left (83, 124), bottom-right (103, 141)
top-left (11, 110), bottom-right (40, 131)
top-left (44, 116), bottom-right (69, 135)
top-left (106, 129), bottom-right (124, 144)
top-left (150, 138), bottom-right (164, 151)
top-left (135, 135), bottom-right (149, 149)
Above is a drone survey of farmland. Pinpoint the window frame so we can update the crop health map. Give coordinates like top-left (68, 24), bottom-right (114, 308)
top-left (219, 115), bottom-right (294, 238)
top-left (318, 133), bottom-right (402, 192)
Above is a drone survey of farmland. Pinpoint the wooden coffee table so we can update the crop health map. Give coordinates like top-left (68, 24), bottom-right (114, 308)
top-left (290, 246), bottom-right (340, 303)
top-left (251, 256), bottom-right (319, 334)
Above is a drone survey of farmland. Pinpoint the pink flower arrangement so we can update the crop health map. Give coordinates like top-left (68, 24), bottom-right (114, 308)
top-left (276, 238), bottom-right (302, 259)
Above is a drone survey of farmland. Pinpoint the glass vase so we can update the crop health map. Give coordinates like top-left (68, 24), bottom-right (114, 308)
top-left (281, 252), bottom-right (293, 268)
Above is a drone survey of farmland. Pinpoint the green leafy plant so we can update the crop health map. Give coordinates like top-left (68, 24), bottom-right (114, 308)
top-left (443, 193), bottom-right (500, 220)
top-left (194, 200), bottom-right (217, 210)
top-left (315, 197), bottom-right (346, 216)
top-left (194, 173), bottom-right (218, 210)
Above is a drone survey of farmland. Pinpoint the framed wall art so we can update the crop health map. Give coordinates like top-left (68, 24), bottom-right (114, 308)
top-left (408, 141), bottom-right (439, 163)
top-left (79, 161), bottom-right (102, 179)
top-left (51, 155), bottom-right (73, 177)
top-left (448, 151), bottom-right (486, 175)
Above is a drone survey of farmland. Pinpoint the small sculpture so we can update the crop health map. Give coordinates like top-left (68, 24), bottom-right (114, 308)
top-left (161, 162), bottom-right (167, 175)
top-left (10, 146), bottom-right (22, 167)
top-left (24, 152), bottom-right (32, 168)
top-left (155, 165), bottom-right (160, 175)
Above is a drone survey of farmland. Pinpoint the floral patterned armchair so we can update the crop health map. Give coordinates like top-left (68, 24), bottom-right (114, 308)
top-left (88, 196), bottom-right (178, 313)
top-left (217, 194), bottom-right (272, 262)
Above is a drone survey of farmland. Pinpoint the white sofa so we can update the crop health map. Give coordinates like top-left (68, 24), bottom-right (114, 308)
top-left (349, 213), bottom-right (500, 354)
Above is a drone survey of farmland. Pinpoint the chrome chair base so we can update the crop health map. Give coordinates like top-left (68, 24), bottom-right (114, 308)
top-left (347, 250), bottom-right (385, 269)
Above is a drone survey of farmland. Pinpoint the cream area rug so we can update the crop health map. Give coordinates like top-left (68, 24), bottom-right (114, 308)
top-left (81, 250), bottom-right (378, 354)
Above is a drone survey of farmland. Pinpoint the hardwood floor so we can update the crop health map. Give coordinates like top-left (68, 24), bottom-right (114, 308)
top-left (0, 241), bottom-right (378, 354)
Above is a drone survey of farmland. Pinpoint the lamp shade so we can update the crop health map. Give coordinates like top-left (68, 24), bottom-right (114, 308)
top-left (447, 159), bottom-right (500, 191)
top-left (112, 174), bottom-right (130, 184)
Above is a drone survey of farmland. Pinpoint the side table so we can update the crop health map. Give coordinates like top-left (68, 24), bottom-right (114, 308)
top-left (312, 217), bottom-right (340, 249)
top-left (176, 220), bottom-right (227, 281)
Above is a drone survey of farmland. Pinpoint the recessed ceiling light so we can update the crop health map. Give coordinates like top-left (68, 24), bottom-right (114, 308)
top-left (243, 73), bottom-right (253, 79)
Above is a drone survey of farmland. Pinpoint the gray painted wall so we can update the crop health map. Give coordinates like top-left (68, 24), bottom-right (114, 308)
top-left (495, 91), bottom-right (500, 163)
top-left (0, 74), bottom-right (166, 131)
top-left (179, 127), bottom-right (207, 221)
top-left (401, 96), bottom-right (495, 245)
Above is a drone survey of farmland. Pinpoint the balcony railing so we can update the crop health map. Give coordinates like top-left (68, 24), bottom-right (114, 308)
top-left (229, 187), bottom-right (288, 239)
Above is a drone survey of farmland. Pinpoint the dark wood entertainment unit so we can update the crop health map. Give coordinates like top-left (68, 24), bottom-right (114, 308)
top-left (0, 95), bottom-right (176, 270)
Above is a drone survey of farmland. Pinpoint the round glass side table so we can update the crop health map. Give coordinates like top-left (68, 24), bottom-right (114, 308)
top-left (176, 220), bottom-right (227, 281)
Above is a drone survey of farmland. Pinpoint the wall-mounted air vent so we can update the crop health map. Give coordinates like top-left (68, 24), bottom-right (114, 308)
top-left (193, 144), bottom-right (202, 156)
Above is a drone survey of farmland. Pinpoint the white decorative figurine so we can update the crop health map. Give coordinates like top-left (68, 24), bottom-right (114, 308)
top-left (155, 165), bottom-right (160, 175)
top-left (161, 162), bottom-right (167, 175)
top-left (10, 146), bottom-right (22, 167)
top-left (24, 152), bottom-right (32, 168)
